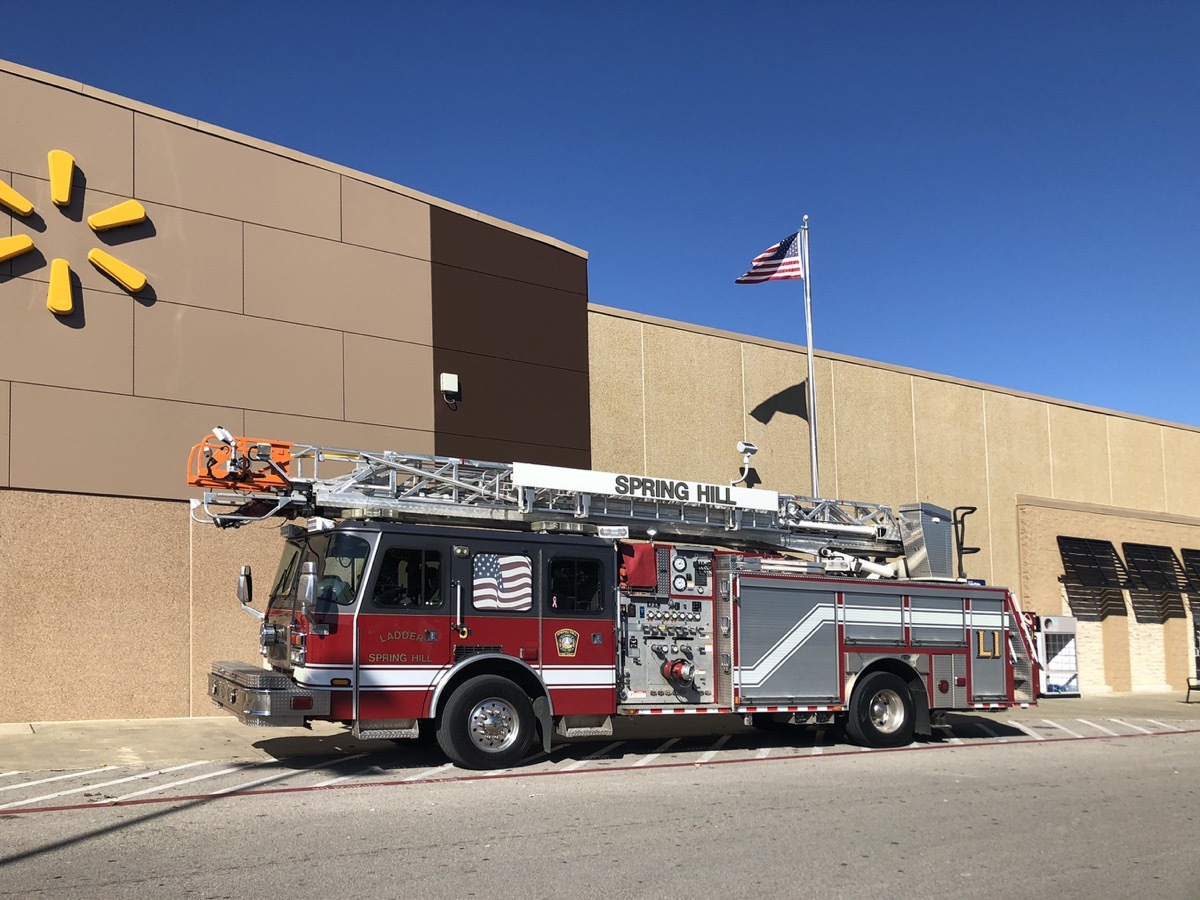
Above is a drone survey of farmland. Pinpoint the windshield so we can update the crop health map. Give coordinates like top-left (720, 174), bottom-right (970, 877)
top-left (267, 532), bottom-right (371, 611)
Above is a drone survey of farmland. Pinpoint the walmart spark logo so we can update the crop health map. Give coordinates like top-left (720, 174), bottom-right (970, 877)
top-left (0, 149), bottom-right (149, 315)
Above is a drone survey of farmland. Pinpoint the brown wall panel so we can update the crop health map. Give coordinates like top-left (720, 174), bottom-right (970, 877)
top-left (0, 69), bottom-right (134, 196)
top-left (431, 263), bottom-right (588, 371)
top-left (430, 206), bottom-right (587, 294)
top-left (343, 333), bottom-right (435, 430)
top-left (0, 277), bottom-right (133, 395)
top-left (123, 202), bottom-right (245, 314)
top-left (134, 303), bottom-right (344, 419)
top-left (244, 225), bottom-right (432, 341)
top-left (243, 411), bottom-right (435, 457)
top-left (134, 114), bottom-right (340, 238)
top-left (435, 433), bottom-right (591, 470)
top-left (0, 491), bottom-right (190, 721)
top-left (432, 348), bottom-right (590, 464)
top-left (2, 171), bottom-right (12, 243)
top-left (340, 176), bottom-right (431, 258)
top-left (10, 384), bottom-right (243, 500)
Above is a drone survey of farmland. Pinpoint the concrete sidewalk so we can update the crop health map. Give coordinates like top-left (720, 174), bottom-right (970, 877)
top-left (2, 691), bottom-right (1198, 773)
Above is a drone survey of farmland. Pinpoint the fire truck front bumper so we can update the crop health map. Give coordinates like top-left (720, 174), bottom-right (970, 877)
top-left (209, 661), bottom-right (331, 727)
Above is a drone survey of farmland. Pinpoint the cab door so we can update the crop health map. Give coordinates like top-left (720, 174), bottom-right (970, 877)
top-left (354, 537), bottom-right (452, 722)
top-left (540, 546), bottom-right (618, 715)
top-left (450, 540), bottom-right (541, 671)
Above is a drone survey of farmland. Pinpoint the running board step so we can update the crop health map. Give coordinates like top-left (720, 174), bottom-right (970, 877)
top-left (353, 719), bottom-right (420, 740)
top-left (556, 714), bottom-right (614, 738)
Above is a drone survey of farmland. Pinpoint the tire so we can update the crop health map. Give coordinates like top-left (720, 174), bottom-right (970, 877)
top-left (437, 675), bottom-right (535, 770)
top-left (845, 671), bottom-right (915, 748)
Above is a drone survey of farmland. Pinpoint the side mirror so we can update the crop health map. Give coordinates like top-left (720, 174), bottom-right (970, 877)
top-left (298, 560), bottom-right (318, 620)
top-left (236, 565), bottom-right (264, 620)
top-left (237, 565), bottom-right (253, 605)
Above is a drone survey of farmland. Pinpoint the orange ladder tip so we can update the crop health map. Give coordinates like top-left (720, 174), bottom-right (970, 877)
top-left (188, 432), bottom-right (295, 492)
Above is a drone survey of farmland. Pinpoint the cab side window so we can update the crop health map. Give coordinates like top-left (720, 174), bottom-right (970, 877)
top-left (373, 548), bottom-right (443, 608)
top-left (548, 558), bottom-right (603, 614)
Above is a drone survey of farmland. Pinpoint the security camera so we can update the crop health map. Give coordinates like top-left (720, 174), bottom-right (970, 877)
top-left (736, 441), bottom-right (758, 456)
top-left (212, 426), bottom-right (235, 445)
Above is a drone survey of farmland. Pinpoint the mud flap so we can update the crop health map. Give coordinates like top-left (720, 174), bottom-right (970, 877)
top-left (533, 695), bottom-right (553, 752)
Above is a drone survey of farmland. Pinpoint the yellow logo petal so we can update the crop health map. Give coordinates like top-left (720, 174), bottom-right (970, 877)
top-left (48, 150), bottom-right (76, 207)
top-left (88, 247), bottom-right (147, 292)
top-left (48, 258), bottom-right (74, 315)
top-left (0, 234), bottom-right (35, 263)
top-left (0, 181), bottom-right (34, 217)
top-left (88, 199), bottom-right (147, 232)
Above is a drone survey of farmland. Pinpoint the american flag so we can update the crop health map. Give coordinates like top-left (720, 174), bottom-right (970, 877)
top-left (735, 232), bottom-right (803, 283)
top-left (473, 554), bottom-right (533, 611)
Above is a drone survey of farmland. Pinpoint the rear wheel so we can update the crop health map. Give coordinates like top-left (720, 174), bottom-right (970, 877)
top-left (845, 671), bottom-right (915, 748)
top-left (437, 675), bottom-right (535, 769)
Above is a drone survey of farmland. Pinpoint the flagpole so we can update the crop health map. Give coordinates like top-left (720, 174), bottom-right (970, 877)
top-left (800, 215), bottom-right (820, 499)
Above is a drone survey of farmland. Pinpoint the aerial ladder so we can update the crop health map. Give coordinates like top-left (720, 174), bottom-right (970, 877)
top-left (188, 429), bottom-right (958, 579)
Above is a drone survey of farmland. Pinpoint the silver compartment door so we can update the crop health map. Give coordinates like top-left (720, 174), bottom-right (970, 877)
top-left (736, 576), bottom-right (838, 703)
top-left (970, 597), bottom-right (1008, 700)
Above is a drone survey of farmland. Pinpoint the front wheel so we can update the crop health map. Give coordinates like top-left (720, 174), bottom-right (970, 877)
top-left (437, 675), bottom-right (535, 769)
top-left (845, 671), bottom-right (915, 748)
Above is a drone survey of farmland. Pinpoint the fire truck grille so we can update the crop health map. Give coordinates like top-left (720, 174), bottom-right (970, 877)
top-left (454, 645), bottom-right (504, 662)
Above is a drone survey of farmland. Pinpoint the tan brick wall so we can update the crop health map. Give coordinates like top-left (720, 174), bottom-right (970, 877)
top-left (1016, 501), bottom-right (1200, 692)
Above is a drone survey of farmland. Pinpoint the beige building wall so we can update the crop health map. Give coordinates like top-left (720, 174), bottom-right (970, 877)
top-left (589, 305), bottom-right (1200, 693)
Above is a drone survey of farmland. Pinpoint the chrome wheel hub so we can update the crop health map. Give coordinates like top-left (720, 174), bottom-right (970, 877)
top-left (868, 688), bottom-right (905, 734)
top-left (468, 698), bottom-right (519, 752)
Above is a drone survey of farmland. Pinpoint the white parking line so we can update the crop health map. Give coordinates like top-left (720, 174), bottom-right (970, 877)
top-left (0, 761), bottom-right (208, 810)
top-left (632, 737), bottom-right (678, 767)
top-left (563, 741), bottom-right (623, 771)
top-left (1010, 722), bottom-right (1045, 740)
top-left (811, 727), bottom-right (826, 756)
top-left (114, 760), bottom-right (276, 801)
top-left (0, 771), bottom-right (24, 779)
top-left (1042, 719), bottom-right (1085, 739)
top-left (0, 766), bottom-right (114, 794)
top-left (755, 747), bottom-right (772, 759)
top-left (1145, 719), bottom-right (1183, 732)
top-left (315, 764), bottom-right (386, 787)
top-left (1108, 718), bottom-right (1153, 734)
top-left (974, 723), bottom-right (1007, 742)
top-left (697, 734), bottom-right (732, 763)
top-left (1076, 718), bottom-right (1119, 737)
top-left (936, 724), bottom-right (963, 745)
top-left (211, 754), bottom-right (368, 795)
top-left (402, 763), bottom-right (454, 782)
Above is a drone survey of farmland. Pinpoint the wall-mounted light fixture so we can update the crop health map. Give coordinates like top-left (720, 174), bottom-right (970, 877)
top-left (440, 373), bottom-right (461, 408)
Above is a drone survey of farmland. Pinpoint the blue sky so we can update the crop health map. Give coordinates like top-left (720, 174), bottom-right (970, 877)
top-left (6, 3), bottom-right (1199, 425)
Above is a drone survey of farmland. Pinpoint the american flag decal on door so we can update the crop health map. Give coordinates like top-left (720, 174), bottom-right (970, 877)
top-left (473, 554), bottom-right (533, 611)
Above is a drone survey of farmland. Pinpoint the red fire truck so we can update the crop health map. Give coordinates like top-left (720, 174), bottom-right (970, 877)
top-left (193, 430), bottom-right (1038, 769)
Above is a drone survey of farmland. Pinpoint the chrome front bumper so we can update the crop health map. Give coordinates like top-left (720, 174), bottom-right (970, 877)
top-left (209, 660), bottom-right (331, 727)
